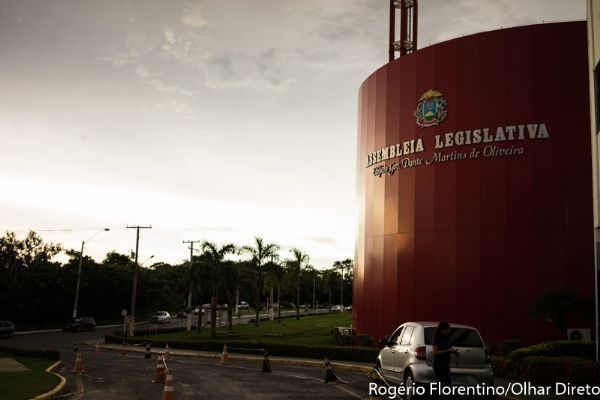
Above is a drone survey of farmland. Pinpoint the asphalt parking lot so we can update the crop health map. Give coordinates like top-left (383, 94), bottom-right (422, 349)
top-left (55, 345), bottom-right (375, 399)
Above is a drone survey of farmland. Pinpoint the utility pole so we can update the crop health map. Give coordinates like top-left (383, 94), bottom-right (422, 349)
top-left (127, 225), bottom-right (152, 337)
top-left (183, 239), bottom-right (202, 332)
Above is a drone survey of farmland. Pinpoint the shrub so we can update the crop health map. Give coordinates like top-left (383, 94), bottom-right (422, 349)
top-left (490, 356), bottom-right (514, 379)
top-left (357, 334), bottom-right (375, 347)
top-left (487, 340), bottom-right (523, 357)
top-left (508, 340), bottom-right (595, 362)
top-left (514, 356), bottom-right (600, 385)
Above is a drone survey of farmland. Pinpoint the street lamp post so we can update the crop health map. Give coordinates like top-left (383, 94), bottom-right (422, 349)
top-left (72, 228), bottom-right (109, 319)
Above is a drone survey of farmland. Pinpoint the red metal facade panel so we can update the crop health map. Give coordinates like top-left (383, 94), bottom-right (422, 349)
top-left (354, 21), bottom-right (593, 344)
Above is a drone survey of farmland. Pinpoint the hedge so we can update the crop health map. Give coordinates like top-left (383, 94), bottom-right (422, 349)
top-left (0, 345), bottom-right (60, 361)
top-left (508, 340), bottom-right (596, 362)
top-left (105, 331), bottom-right (380, 363)
top-left (492, 341), bottom-right (600, 385)
top-left (513, 356), bottom-right (600, 385)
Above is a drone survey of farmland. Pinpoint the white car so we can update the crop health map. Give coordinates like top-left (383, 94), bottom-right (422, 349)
top-left (375, 321), bottom-right (493, 398)
top-left (153, 311), bottom-right (171, 323)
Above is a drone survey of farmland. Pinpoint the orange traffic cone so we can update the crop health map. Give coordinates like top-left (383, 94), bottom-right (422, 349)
top-left (164, 343), bottom-right (171, 362)
top-left (119, 341), bottom-right (127, 357)
top-left (72, 352), bottom-right (84, 373)
top-left (152, 354), bottom-right (166, 383)
top-left (220, 345), bottom-right (228, 365)
top-left (95, 342), bottom-right (101, 357)
top-left (162, 369), bottom-right (175, 400)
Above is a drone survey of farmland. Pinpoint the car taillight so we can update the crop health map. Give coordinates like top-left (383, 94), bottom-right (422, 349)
top-left (415, 346), bottom-right (426, 360)
top-left (485, 349), bottom-right (491, 363)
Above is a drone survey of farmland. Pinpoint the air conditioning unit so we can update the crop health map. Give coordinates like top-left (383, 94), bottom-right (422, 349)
top-left (567, 328), bottom-right (591, 341)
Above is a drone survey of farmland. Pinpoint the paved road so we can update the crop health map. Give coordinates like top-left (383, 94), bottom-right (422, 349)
top-left (58, 346), bottom-right (374, 399)
top-left (6, 323), bottom-right (376, 399)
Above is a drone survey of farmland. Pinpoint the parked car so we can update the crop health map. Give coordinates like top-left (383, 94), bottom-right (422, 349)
top-left (330, 304), bottom-right (343, 312)
top-left (238, 301), bottom-right (250, 309)
top-left (0, 320), bottom-right (15, 337)
top-left (375, 321), bottom-right (493, 397)
top-left (63, 317), bottom-right (96, 332)
top-left (152, 311), bottom-right (171, 323)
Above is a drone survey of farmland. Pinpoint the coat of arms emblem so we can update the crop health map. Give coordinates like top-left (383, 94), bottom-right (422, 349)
top-left (414, 89), bottom-right (448, 128)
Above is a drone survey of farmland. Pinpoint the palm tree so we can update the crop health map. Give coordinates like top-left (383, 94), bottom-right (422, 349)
top-left (264, 258), bottom-right (285, 323)
top-left (286, 248), bottom-right (309, 320)
top-left (220, 259), bottom-right (246, 331)
top-left (200, 241), bottom-right (236, 338)
top-left (320, 268), bottom-right (339, 307)
top-left (333, 259), bottom-right (353, 308)
top-left (242, 237), bottom-right (279, 327)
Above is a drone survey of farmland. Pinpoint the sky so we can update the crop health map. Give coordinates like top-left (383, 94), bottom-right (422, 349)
top-left (0, 0), bottom-right (585, 268)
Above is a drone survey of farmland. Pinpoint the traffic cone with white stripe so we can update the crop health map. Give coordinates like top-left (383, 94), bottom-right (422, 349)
top-left (95, 342), bottom-right (102, 357)
top-left (152, 354), bottom-right (166, 383)
top-left (162, 369), bottom-right (175, 400)
top-left (220, 345), bottom-right (228, 365)
top-left (164, 343), bottom-right (171, 362)
top-left (72, 351), bottom-right (84, 373)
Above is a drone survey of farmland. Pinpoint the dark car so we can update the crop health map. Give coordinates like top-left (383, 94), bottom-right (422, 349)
top-left (63, 316), bottom-right (96, 332)
top-left (0, 321), bottom-right (15, 337)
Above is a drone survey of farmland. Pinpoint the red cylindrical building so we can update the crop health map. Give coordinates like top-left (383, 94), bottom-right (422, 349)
top-left (354, 21), bottom-right (593, 344)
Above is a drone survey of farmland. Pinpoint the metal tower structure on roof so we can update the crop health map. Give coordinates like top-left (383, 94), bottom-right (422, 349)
top-left (389, 0), bottom-right (418, 62)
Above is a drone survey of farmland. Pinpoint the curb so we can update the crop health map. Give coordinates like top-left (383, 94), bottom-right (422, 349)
top-left (96, 343), bottom-right (373, 373)
top-left (31, 361), bottom-right (66, 400)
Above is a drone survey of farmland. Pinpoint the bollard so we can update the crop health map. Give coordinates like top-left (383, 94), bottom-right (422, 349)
top-left (262, 350), bottom-right (272, 372)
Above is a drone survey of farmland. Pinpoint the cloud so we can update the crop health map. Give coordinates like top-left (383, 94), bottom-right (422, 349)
top-left (152, 99), bottom-right (203, 116)
top-left (181, 1), bottom-right (208, 28)
top-left (305, 236), bottom-right (339, 246)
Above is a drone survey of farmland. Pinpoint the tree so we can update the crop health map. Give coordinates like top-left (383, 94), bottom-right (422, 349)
top-left (0, 231), bottom-right (63, 325)
top-left (286, 248), bottom-right (309, 320)
top-left (242, 237), bottom-right (279, 327)
top-left (200, 241), bottom-right (236, 338)
top-left (333, 259), bottom-right (353, 308)
top-left (527, 287), bottom-right (591, 337)
top-left (264, 258), bottom-right (285, 323)
top-left (220, 260), bottom-right (248, 331)
top-left (0, 231), bottom-right (62, 282)
top-left (320, 268), bottom-right (339, 306)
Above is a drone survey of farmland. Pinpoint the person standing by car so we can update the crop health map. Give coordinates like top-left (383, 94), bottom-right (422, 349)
top-left (432, 321), bottom-right (458, 388)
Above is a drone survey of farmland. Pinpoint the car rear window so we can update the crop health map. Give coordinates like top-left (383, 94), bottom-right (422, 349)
top-left (424, 327), bottom-right (483, 347)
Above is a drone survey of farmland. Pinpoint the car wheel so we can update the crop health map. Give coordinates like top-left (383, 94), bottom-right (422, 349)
top-left (403, 371), bottom-right (417, 400)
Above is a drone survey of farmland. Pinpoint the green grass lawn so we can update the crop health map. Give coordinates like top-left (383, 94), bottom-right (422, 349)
top-left (0, 355), bottom-right (60, 400)
top-left (152, 312), bottom-right (353, 346)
